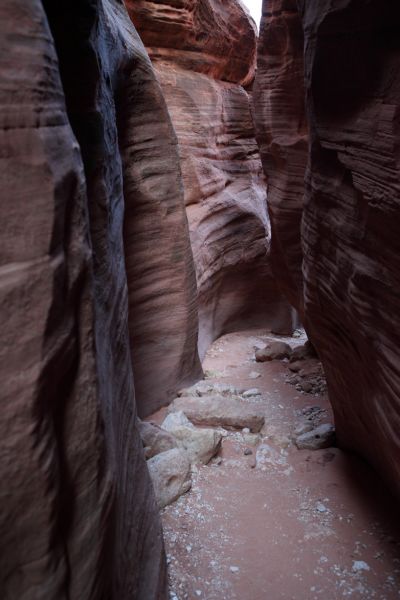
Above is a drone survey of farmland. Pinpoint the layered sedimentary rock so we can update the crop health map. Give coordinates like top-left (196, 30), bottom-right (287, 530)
top-left (127, 0), bottom-right (257, 85)
top-left (253, 0), bottom-right (308, 316)
top-left (126, 0), bottom-right (295, 357)
top-left (255, 0), bottom-right (400, 496)
top-left (50, 0), bottom-right (202, 420)
top-left (0, 0), bottom-right (170, 597)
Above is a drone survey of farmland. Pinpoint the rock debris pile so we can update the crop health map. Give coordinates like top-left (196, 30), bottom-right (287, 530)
top-left (141, 337), bottom-right (336, 509)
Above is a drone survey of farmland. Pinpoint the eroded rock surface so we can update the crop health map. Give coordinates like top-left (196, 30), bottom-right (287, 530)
top-left (125, 0), bottom-right (257, 85)
top-left (147, 448), bottom-right (192, 509)
top-left (126, 0), bottom-right (295, 357)
top-left (0, 1), bottom-right (168, 597)
top-left (255, 0), bottom-right (400, 496)
top-left (253, 0), bottom-right (308, 316)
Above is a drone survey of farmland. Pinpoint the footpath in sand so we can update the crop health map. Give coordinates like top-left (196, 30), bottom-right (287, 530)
top-left (149, 330), bottom-right (400, 600)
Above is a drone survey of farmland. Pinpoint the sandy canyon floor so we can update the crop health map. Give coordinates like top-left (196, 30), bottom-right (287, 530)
top-left (150, 330), bottom-right (400, 600)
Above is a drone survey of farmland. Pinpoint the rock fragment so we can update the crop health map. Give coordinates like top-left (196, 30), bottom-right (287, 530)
top-left (290, 341), bottom-right (318, 362)
top-left (352, 561), bottom-right (370, 573)
top-left (178, 381), bottom-right (239, 397)
top-left (147, 448), bottom-right (192, 509)
top-left (168, 395), bottom-right (265, 432)
top-left (255, 341), bottom-right (292, 362)
top-left (295, 424), bottom-right (335, 450)
top-left (137, 419), bottom-right (178, 459)
top-left (161, 411), bottom-right (222, 465)
top-left (248, 371), bottom-right (261, 379)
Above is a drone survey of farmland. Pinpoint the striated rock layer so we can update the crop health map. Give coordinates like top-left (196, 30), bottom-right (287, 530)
top-left (253, 0), bottom-right (308, 317)
top-left (50, 0), bottom-right (202, 420)
top-left (126, 0), bottom-right (295, 357)
top-left (127, 0), bottom-right (257, 85)
top-left (255, 0), bottom-right (400, 496)
top-left (0, 0), bottom-right (175, 597)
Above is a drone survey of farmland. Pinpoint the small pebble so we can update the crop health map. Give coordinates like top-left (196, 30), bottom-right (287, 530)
top-left (352, 560), bottom-right (370, 573)
top-left (230, 566), bottom-right (240, 573)
top-left (244, 448), bottom-right (253, 456)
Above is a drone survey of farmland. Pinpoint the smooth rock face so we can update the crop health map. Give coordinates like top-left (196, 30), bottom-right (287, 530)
top-left (161, 411), bottom-right (222, 465)
top-left (120, 55), bottom-right (203, 417)
top-left (253, 0), bottom-right (308, 316)
top-left (126, 0), bottom-right (295, 358)
top-left (147, 449), bottom-right (192, 509)
top-left (255, 0), bottom-right (400, 496)
top-left (138, 420), bottom-right (178, 459)
top-left (168, 396), bottom-right (265, 432)
top-left (0, 1), bottom-right (166, 598)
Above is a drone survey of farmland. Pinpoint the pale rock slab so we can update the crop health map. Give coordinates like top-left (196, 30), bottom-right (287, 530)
top-left (168, 396), bottom-right (265, 432)
top-left (147, 449), bottom-right (192, 509)
top-left (161, 412), bottom-right (222, 465)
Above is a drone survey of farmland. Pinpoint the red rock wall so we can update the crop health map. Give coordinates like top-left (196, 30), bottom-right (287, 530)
top-left (253, 0), bottom-right (308, 317)
top-left (128, 0), bottom-right (257, 85)
top-left (118, 33), bottom-right (203, 418)
top-left (255, 0), bottom-right (400, 496)
top-left (126, 0), bottom-right (295, 358)
top-left (49, 0), bottom-right (202, 421)
top-left (0, 0), bottom-right (170, 596)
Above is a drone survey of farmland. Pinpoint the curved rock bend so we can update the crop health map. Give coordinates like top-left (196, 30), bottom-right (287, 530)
top-left (255, 0), bottom-right (400, 496)
top-left (126, 0), bottom-right (295, 357)
top-left (0, 0), bottom-right (176, 597)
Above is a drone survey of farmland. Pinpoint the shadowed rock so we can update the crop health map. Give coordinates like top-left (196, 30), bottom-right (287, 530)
top-left (255, 341), bottom-right (292, 362)
top-left (0, 0), bottom-right (168, 597)
top-left (295, 424), bottom-right (336, 451)
top-left (254, 0), bottom-right (400, 497)
top-left (138, 420), bottom-right (178, 459)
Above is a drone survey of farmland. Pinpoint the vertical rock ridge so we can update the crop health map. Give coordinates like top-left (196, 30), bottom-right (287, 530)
top-left (253, 0), bottom-right (308, 317)
top-left (1, 0), bottom-right (168, 597)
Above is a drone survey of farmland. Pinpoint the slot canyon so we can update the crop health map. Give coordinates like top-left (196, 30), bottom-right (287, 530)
top-left (0, 0), bottom-right (399, 598)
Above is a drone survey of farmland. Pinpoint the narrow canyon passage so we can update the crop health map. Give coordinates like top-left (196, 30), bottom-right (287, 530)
top-left (148, 331), bottom-right (400, 600)
top-left (2, 1), bottom-right (400, 598)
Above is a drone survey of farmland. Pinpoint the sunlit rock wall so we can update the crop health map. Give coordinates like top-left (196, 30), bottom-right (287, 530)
top-left (126, 0), bottom-right (295, 357)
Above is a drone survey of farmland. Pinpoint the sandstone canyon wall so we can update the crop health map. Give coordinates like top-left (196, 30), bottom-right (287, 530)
top-left (255, 0), bottom-right (400, 497)
top-left (47, 0), bottom-right (203, 422)
top-left (126, 0), bottom-right (295, 358)
top-left (253, 0), bottom-right (308, 317)
top-left (0, 0), bottom-right (196, 596)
